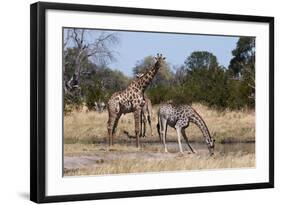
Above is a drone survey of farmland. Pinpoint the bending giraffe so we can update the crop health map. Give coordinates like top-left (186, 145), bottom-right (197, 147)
top-left (157, 103), bottom-right (215, 155)
top-left (107, 54), bottom-right (166, 148)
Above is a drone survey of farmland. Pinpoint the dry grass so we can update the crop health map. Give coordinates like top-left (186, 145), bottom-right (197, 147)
top-left (64, 103), bottom-right (255, 144)
top-left (64, 143), bottom-right (255, 176)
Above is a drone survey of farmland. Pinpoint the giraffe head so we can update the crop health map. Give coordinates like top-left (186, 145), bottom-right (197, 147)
top-left (154, 53), bottom-right (166, 68)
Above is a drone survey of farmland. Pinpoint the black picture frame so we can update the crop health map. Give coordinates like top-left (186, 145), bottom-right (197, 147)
top-left (30, 1), bottom-right (274, 203)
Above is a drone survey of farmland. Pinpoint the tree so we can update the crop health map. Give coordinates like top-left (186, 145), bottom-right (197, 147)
top-left (63, 29), bottom-right (119, 95)
top-left (91, 66), bottom-right (130, 95)
top-left (229, 37), bottom-right (255, 76)
top-left (180, 66), bottom-right (228, 108)
top-left (179, 51), bottom-right (230, 108)
top-left (173, 65), bottom-right (187, 86)
top-left (184, 51), bottom-right (219, 71)
top-left (229, 37), bottom-right (255, 101)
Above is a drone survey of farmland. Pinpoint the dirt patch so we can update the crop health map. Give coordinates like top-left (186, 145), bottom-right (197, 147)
top-left (64, 150), bottom-right (185, 170)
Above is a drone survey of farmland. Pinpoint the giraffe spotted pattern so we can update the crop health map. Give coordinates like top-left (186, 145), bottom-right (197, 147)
top-left (157, 103), bottom-right (215, 155)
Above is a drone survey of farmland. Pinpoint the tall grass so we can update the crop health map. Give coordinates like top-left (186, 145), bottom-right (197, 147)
top-left (64, 103), bottom-right (255, 144)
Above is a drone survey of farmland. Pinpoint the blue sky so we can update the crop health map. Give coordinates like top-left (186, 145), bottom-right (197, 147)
top-left (109, 31), bottom-right (239, 76)
top-left (65, 29), bottom-right (239, 77)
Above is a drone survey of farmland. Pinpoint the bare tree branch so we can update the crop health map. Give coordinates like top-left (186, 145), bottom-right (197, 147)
top-left (63, 29), bottom-right (119, 95)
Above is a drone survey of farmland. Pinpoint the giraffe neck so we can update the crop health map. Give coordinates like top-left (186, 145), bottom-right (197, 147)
top-left (189, 109), bottom-right (212, 143)
top-left (133, 63), bottom-right (161, 92)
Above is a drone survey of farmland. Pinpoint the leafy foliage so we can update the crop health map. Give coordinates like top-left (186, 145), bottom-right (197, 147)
top-left (229, 37), bottom-right (255, 76)
top-left (229, 37), bottom-right (255, 103)
top-left (185, 51), bottom-right (219, 71)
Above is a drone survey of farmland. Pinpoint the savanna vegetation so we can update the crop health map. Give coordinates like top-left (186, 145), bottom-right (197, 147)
top-left (64, 104), bottom-right (255, 145)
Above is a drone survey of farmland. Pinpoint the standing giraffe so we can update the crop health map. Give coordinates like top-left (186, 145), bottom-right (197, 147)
top-left (107, 54), bottom-right (166, 148)
top-left (157, 103), bottom-right (215, 155)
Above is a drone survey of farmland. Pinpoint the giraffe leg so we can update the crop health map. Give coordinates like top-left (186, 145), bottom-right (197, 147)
top-left (142, 112), bottom-right (147, 138)
top-left (175, 126), bottom-right (184, 154)
top-left (111, 114), bottom-right (121, 145)
top-left (107, 115), bottom-right (115, 147)
top-left (107, 112), bottom-right (120, 147)
top-left (160, 118), bottom-right (168, 153)
top-left (134, 109), bottom-right (142, 148)
top-left (181, 129), bottom-right (196, 153)
top-left (148, 115), bottom-right (153, 137)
